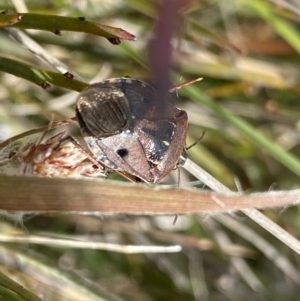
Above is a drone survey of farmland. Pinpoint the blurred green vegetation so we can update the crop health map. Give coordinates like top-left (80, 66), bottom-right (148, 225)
top-left (1, 0), bottom-right (300, 300)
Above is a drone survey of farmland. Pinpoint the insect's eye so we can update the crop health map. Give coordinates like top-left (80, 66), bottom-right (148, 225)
top-left (116, 148), bottom-right (128, 158)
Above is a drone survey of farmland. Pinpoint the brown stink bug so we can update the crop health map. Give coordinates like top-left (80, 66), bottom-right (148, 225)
top-left (76, 77), bottom-right (188, 183)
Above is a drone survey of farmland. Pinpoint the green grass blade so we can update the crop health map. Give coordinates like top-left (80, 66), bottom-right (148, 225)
top-left (0, 270), bottom-right (42, 301)
top-left (184, 85), bottom-right (300, 177)
top-left (0, 13), bottom-right (136, 44)
top-left (245, 0), bottom-right (300, 53)
top-left (0, 56), bottom-right (88, 91)
top-left (0, 13), bottom-right (21, 26)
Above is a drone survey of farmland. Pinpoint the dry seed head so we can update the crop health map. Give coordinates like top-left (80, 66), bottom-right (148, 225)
top-left (0, 132), bottom-right (106, 178)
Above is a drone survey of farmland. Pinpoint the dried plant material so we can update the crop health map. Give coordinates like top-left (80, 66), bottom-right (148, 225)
top-left (0, 132), bottom-right (106, 178)
top-left (0, 233), bottom-right (181, 254)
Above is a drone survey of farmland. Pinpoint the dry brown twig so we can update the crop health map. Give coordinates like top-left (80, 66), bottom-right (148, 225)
top-left (0, 123), bottom-right (299, 211)
top-left (0, 122), bottom-right (299, 212)
top-left (1, 118), bottom-right (300, 256)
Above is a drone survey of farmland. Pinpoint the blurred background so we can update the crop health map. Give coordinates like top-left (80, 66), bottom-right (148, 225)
top-left (1, 0), bottom-right (300, 300)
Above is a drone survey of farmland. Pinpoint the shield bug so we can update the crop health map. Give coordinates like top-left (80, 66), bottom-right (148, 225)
top-left (76, 77), bottom-right (188, 183)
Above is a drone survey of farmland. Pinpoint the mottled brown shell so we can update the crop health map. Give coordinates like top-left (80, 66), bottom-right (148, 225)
top-left (76, 77), bottom-right (188, 183)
